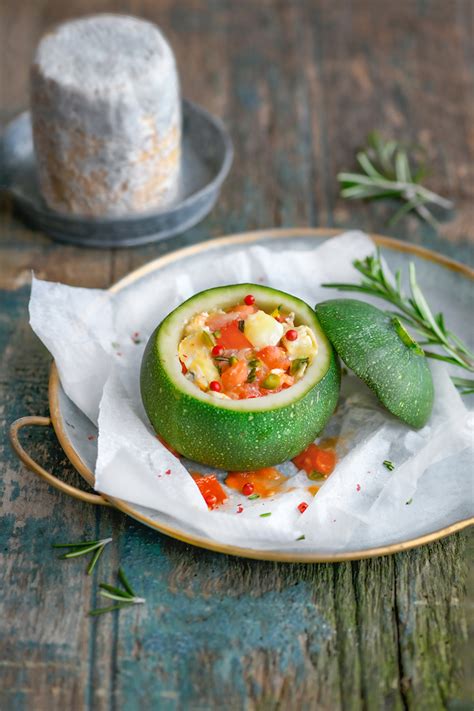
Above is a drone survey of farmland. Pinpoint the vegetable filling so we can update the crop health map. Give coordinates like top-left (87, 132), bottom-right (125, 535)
top-left (178, 294), bottom-right (319, 400)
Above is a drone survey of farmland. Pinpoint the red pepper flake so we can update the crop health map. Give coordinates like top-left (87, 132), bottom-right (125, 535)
top-left (87, 435), bottom-right (96, 441)
top-left (244, 294), bottom-right (255, 305)
top-left (242, 482), bottom-right (255, 496)
top-left (116, 352), bottom-right (122, 357)
top-left (297, 502), bottom-right (308, 514)
top-left (165, 469), bottom-right (171, 475)
top-left (236, 504), bottom-right (244, 514)
top-left (286, 329), bottom-right (298, 341)
top-left (356, 483), bottom-right (361, 492)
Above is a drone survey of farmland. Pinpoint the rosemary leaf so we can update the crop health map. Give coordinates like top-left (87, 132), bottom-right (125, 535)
top-left (99, 590), bottom-right (135, 603)
top-left (338, 132), bottom-right (453, 227)
top-left (86, 544), bottom-right (106, 576)
top-left (59, 540), bottom-right (110, 559)
top-left (52, 538), bottom-right (105, 549)
top-left (118, 567), bottom-right (136, 598)
top-left (99, 583), bottom-right (134, 600)
top-left (88, 603), bottom-right (131, 617)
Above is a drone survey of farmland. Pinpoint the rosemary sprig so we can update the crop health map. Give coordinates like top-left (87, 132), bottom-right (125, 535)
top-left (52, 537), bottom-right (112, 575)
top-left (338, 132), bottom-right (453, 227)
top-left (89, 567), bottom-right (145, 616)
top-left (322, 249), bottom-right (474, 392)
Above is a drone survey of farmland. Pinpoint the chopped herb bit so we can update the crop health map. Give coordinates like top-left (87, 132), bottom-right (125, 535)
top-left (296, 534), bottom-right (306, 541)
top-left (247, 368), bottom-right (257, 383)
top-left (309, 470), bottom-right (326, 481)
top-left (111, 342), bottom-right (120, 349)
top-left (238, 320), bottom-right (245, 332)
top-left (260, 512), bottom-right (272, 518)
top-left (213, 330), bottom-right (222, 338)
top-left (383, 460), bottom-right (395, 471)
top-left (229, 356), bottom-right (239, 366)
top-left (405, 498), bottom-right (413, 505)
top-left (290, 357), bottom-right (309, 376)
top-left (248, 493), bottom-right (260, 500)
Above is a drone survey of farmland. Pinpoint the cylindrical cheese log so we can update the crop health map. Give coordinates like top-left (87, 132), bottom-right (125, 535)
top-left (30, 15), bottom-right (181, 217)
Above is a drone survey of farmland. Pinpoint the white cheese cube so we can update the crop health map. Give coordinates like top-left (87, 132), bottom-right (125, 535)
top-left (178, 334), bottom-right (219, 390)
top-left (244, 310), bottom-right (284, 349)
top-left (283, 325), bottom-right (318, 360)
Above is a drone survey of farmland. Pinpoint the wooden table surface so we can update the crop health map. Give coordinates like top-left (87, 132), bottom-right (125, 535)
top-left (1, 1), bottom-right (473, 709)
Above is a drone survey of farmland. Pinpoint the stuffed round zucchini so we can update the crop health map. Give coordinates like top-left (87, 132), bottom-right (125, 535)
top-left (141, 284), bottom-right (340, 470)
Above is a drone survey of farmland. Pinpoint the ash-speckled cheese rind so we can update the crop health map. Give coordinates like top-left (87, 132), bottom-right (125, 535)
top-left (30, 14), bottom-right (181, 217)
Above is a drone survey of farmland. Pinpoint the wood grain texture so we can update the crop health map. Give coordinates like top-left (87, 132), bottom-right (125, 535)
top-left (0, 1), bottom-right (472, 709)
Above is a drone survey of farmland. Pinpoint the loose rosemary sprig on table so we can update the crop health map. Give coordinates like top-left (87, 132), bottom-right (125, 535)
top-left (323, 250), bottom-right (474, 393)
top-left (337, 132), bottom-right (453, 227)
top-left (89, 567), bottom-right (145, 616)
top-left (52, 537), bottom-right (112, 575)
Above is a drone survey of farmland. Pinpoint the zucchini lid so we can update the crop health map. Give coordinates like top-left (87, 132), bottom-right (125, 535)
top-left (315, 298), bottom-right (434, 428)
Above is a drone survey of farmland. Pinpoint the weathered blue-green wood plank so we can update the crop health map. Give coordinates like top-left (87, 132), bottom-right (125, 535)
top-left (1, 0), bottom-right (473, 709)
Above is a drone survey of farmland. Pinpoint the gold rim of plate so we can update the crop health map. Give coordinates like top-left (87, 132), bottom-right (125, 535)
top-left (48, 228), bottom-right (474, 562)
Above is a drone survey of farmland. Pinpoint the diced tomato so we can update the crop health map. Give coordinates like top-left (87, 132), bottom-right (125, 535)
top-left (191, 473), bottom-right (227, 509)
top-left (216, 321), bottom-right (253, 350)
top-left (225, 467), bottom-right (287, 498)
top-left (229, 381), bottom-right (262, 399)
top-left (292, 443), bottom-right (337, 477)
top-left (257, 346), bottom-right (291, 371)
top-left (221, 359), bottom-right (249, 390)
top-left (206, 304), bottom-right (256, 331)
top-left (228, 304), bottom-right (257, 317)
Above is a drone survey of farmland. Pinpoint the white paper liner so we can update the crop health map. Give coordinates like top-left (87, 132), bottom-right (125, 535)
top-left (29, 232), bottom-right (474, 550)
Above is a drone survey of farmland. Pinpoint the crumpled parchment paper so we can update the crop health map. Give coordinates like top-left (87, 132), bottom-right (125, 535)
top-left (29, 232), bottom-right (474, 550)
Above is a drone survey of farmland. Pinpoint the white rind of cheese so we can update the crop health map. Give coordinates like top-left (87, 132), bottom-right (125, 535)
top-left (244, 310), bottom-right (284, 349)
top-left (30, 14), bottom-right (182, 217)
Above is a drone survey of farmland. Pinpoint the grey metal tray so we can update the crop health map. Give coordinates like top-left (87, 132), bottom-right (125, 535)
top-left (0, 99), bottom-right (233, 248)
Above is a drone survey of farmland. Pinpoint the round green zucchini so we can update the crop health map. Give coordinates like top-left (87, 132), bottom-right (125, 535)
top-left (315, 298), bottom-right (434, 428)
top-left (141, 284), bottom-right (340, 470)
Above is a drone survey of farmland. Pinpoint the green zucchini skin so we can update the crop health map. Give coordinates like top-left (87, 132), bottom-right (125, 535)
top-left (315, 298), bottom-right (434, 428)
top-left (140, 285), bottom-right (341, 470)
